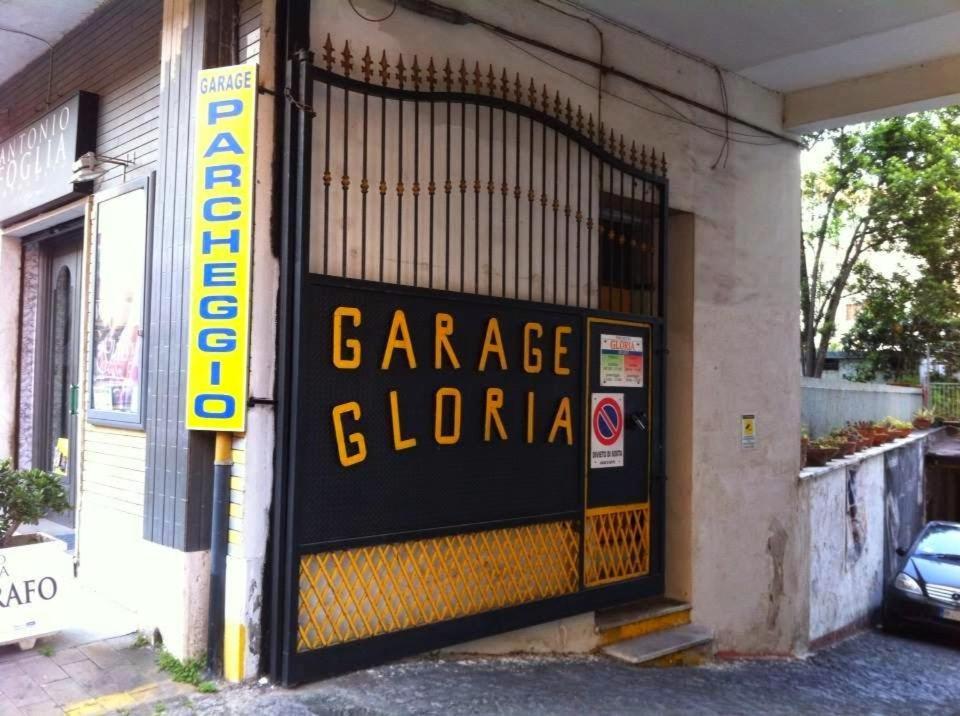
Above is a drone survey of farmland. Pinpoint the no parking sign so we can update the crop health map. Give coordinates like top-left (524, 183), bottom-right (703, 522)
top-left (591, 393), bottom-right (624, 468)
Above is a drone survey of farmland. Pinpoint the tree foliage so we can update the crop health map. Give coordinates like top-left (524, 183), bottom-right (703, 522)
top-left (801, 108), bottom-right (960, 377)
top-left (842, 267), bottom-right (960, 382)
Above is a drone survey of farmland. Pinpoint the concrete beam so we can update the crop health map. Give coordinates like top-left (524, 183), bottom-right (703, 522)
top-left (784, 53), bottom-right (960, 132)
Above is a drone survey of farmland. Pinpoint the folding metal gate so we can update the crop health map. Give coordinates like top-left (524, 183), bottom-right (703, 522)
top-left (271, 37), bottom-right (669, 684)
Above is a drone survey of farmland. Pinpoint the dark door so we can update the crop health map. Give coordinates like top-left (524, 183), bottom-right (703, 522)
top-left (36, 236), bottom-right (83, 527)
top-left (584, 317), bottom-right (655, 587)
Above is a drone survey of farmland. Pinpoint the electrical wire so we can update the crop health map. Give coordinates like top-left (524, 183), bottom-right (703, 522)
top-left (347, 0), bottom-right (399, 23)
top-left (496, 32), bottom-right (782, 147)
top-left (0, 26), bottom-right (54, 108)
top-left (530, 0), bottom-right (604, 128)
top-left (711, 66), bottom-right (731, 168)
top-left (346, 0), bottom-right (796, 147)
top-left (553, 0), bottom-right (722, 75)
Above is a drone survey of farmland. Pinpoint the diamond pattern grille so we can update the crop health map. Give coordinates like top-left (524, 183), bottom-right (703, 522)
top-left (298, 521), bottom-right (579, 651)
top-left (583, 505), bottom-right (649, 586)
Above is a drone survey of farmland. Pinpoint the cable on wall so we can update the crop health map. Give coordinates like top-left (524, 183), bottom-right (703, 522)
top-left (0, 26), bottom-right (55, 111)
top-left (389, 0), bottom-right (801, 147)
top-left (348, 0), bottom-right (399, 23)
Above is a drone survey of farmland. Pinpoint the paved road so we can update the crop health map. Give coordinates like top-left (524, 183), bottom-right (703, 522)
top-left (151, 629), bottom-right (960, 715)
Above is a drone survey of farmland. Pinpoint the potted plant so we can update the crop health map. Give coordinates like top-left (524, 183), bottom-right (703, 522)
top-left (0, 459), bottom-right (72, 650)
top-left (830, 428), bottom-right (857, 456)
top-left (871, 421), bottom-right (892, 445)
top-left (913, 408), bottom-right (934, 430)
top-left (880, 417), bottom-right (912, 439)
top-left (801, 427), bottom-right (809, 466)
top-left (805, 437), bottom-right (841, 467)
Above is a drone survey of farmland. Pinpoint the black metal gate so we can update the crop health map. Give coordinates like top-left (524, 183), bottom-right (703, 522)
top-left (271, 35), bottom-right (668, 684)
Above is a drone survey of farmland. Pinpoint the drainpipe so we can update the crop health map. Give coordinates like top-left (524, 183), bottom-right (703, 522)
top-left (207, 431), bottom-right (232, 676)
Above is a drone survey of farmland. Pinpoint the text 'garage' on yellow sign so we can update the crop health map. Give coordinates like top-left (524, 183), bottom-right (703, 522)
top-left (186, 64), bottom-right (257, 431)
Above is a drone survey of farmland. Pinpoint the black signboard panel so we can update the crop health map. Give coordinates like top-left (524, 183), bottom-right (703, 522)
top-left (0, 92), bottom-right (99, 225)
top-left (293, 277), bottom-right (583, 547)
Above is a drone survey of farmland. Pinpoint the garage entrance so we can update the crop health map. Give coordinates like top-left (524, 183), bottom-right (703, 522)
top-left (270, 39), bottom-right (668, 683)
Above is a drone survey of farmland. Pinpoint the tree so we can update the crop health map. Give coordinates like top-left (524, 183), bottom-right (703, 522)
top-left (801, 109), bottom-right (960, 377)
top-left (842, 267), bottom-right (960, 383)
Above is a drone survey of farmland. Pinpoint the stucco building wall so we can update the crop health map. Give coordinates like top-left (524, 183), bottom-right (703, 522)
top-left (304, 0), bottom-right (803, 655)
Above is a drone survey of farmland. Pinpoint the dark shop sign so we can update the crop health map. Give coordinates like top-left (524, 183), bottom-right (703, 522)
top-left (294, 280), bottom-right (583, 545)
top-left (0, 92), bottom-right (99, 225)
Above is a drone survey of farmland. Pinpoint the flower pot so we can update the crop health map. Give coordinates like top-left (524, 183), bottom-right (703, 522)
top-left (842, 440), bottom-right (858, 456)
top-left (857, 438), bottom-right (871, 452)
top-left (912, 417), bottom-right (932, 430)
top-left (0, 533), bottom-right (72, 650)
top-left (805, 447), bottom-right (838, 467)
top-left (872, 430), bottom-right (890, 446)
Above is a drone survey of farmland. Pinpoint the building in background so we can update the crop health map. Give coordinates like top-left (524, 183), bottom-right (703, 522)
top-left (1, 0), bottom-right (959, 685)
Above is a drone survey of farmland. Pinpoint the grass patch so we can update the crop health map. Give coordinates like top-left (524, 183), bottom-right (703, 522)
top-left (38, 644), bottom-right (54, 658)
top-left (197, 681), bottom-right (219, 693)
top-left (132, 632), bottom-right (150, 649)
top-left (155, 649), bottom-right (206, 687)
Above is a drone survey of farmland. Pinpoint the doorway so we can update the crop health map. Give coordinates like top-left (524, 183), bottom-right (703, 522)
top-left (32, 231), bottom-right (83, 529)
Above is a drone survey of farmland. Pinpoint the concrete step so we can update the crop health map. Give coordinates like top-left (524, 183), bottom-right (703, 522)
top-left (594, 597), bottom-right (691, 645)
top-left (602, 623), bottom-right (714, 666)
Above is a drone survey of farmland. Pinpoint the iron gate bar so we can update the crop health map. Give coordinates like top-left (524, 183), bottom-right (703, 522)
top-left (307, 61), bottom-right (667, 309)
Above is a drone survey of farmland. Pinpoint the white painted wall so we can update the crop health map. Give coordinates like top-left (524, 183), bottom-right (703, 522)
top-left (303, 0), bottom-right (803, 657)
top-left (799, 432), bottom-right (930, 644)
top-left (802, 452), bottom-right (885, 643)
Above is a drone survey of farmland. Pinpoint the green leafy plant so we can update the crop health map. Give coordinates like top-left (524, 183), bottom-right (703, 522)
top-left (132, 632), bottom-right (151, 649)
top-left (156, 648), bottom-right (216, 693)
top-left (915, 407), bottom-right (935, 420)
top-left (0, 459), bottom-right (70, 547)
top-left (38, 644), bottom-right (54, 658)
top-left (880, 417), bottom-right (912, 430)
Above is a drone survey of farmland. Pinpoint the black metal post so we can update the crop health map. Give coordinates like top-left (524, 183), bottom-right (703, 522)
top-left (207, 432), bottom-right (232, 676)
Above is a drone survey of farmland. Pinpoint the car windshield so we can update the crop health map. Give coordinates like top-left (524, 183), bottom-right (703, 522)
top-left (915, 524), bottom-right (960, 558)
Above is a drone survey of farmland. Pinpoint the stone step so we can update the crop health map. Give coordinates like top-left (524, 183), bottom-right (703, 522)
top-left (594, 597), bottom-right (691, 646)
top-left (602, 623), bottom-right (714, 666)
top-left (595, 597), bottom-right (691, 633)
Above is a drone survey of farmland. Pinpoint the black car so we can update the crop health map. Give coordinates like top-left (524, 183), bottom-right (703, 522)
top-left (884, 521), bottom-right (960, 635)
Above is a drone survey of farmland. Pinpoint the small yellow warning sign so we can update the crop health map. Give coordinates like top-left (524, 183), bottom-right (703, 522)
top-left (741, 414), bottom-right (756, 448)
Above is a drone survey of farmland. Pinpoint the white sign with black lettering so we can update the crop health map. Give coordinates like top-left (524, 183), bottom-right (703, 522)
top-left (599, 334), bottom-right (644, 388)
top-left (591, 392), bottom-right (625, 469)
top-left (0, 535), bottom-right (72, 646)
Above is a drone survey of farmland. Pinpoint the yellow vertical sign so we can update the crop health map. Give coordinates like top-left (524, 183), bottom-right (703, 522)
top-left (186, 64), bottom-right (258, 431)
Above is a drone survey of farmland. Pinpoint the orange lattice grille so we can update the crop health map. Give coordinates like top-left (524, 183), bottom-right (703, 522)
top-left (298, 521), bottom-right (579, 651)
top-left (583, 504), bottom-right (650, 586)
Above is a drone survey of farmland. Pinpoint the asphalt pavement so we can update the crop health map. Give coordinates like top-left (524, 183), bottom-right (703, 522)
top-left (144, 628), bottom-right (960, 715)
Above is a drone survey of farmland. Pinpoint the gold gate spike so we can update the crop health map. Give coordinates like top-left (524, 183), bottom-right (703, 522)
top-left (361, 47), bottom-right (373, 83)
top-left (322, 34), bottom-right (335, 70)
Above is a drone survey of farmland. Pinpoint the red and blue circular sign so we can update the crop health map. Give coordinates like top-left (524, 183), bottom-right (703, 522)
top-left (592, 397), bottom-right (623, 446)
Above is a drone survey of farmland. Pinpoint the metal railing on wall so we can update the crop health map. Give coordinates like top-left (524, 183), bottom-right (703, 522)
top-left (929, 383), bottom-right (960, 419)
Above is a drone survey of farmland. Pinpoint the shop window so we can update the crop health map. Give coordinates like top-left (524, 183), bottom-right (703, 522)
top-left (88, 176), bottom-right (153, 427)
